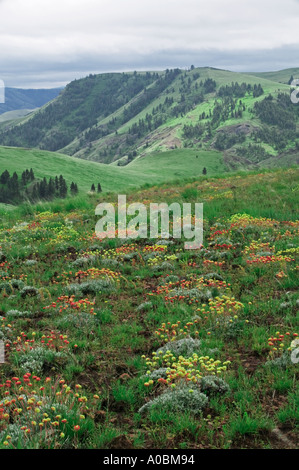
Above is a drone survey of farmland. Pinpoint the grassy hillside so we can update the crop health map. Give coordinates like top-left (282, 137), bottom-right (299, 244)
top-left (0, 109), bottom-right (36, 123)
top-left (0, 168), bottom-right (298, 449)
top-left (0, 146), bottom-right (151, 193)
top-left (0, 67), bottom-right (297, 171)
top-left (0, 146), bottom-right (225, 195)
top-left (248, 67), bottom-right (299, 84)
top-left (128, 148), bottom-right (225, 177)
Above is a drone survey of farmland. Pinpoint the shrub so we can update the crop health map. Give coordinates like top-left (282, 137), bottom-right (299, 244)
top-left (71, 256), bottom-right (96, 268)
top-left (20, 286), bottom-right (40, 299)
top-left (158, 275), bottom-right (179, 285)
top-left (101, 258), bottom-right (123, 268)
top-left (14, 347), bottom-right (66, 374)
top-left (152, 261), bottom-right (174, 272)
top-left (6, 309), bottom-right (32, 318)
top-left (136, 301), bottom-right (153, 313)
top-left (170, 287), bottom-right (212, 303)
top-left (200, 375), bottom-right (230, 396)
top-left (139, 385), bottom-right (208, 415)
top-left (142, 368), bottom-right (169, 382)
top-left (10, 279), bottom-right (25, 290)
top-left (264, 351), bottom-right (292, 369)
top-left (204, 272), bottom-right (224, 282)
top-left (24, 260), bottom-right (38, 266)
top-left (65, 279), bottom-right (114, 296)
top-left (56, 312), bottom-right (98, 330)
top-left (0, 279), bottom-right (25, 295)
top-left (156, 338), bottom-right (201, 357)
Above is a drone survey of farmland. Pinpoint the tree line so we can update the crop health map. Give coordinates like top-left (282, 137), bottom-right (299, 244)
top-left (0, 169), bottom-right (79, 204)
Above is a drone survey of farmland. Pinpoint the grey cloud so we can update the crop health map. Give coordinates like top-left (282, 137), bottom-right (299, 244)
top-left (0, 0), bottom-right (298, 87)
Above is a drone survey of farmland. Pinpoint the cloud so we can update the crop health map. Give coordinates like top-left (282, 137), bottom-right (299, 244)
top-left (1, 0), bottom-right (299, 87)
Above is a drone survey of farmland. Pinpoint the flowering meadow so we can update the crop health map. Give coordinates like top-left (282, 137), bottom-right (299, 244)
top-left (0, 168), bottom-right (298, 449)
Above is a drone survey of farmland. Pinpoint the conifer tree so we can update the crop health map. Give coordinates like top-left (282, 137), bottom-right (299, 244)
top-left (21, 171), bottom-right (27, 186)
top-left (70, 182), bottom-right (78, 195)
top-left (59, 175), bottom-right (68, 198)
top-left (0, 170), bottom-right (10, 184)
top-left (48, 178), bottom-right (55, 198)
top-left (31, 184), bottom-right (38, 201)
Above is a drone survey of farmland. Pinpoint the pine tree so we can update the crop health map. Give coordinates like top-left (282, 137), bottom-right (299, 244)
top-left (31, 184), bottom-right (38, 201)
top-left (10, 172), bottom-right (19, 197)
top-left (48, 178), bottom-right (55, 198)
top-left (0, 170), bottom-right (10, 184)
top-left (59, 176), bottom-right (67, 198)
top-left (54, 176), bottom-right (59, 191)
top-left (39, 177), bottom-right (47, 199)
top-left (70, 182), bottom-right (78, 195)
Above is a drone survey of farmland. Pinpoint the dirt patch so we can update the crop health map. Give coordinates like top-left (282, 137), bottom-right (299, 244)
top-left (140, 126), bottom-right (182, 153)
top-left (218, 123), bottom-right (257, 136)
top-left (231, 348), bottom-right (267, 374)
top-left (109, 434), bottom-right (134, 449)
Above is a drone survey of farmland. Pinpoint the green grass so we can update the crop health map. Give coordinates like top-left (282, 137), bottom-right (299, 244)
top-left (128, 148), bottom-right (224, 177)
top-left (248, 67), bottom-right (299, 84)
top-left (0, 145), bottom-right (225, 196)
top-left (0, 168), bottom-right (298, 449)
top-left (0, 109), bottom-right (36, 123)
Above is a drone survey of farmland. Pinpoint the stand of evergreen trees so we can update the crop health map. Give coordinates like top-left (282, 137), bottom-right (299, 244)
top-left (0, 169), bottom-right (79, 204)
top-left (218, 82), bottom-right (264, 99)
top-left (90, 182), bottom-right (102, 193)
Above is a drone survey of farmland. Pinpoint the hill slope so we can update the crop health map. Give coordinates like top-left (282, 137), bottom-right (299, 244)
top-left (0, 67), bottom-right (298, 171)
top-left (248, 67), bottom-right (299, 84)
top-left (0, 109), bottom-right (36, 123)
top-left (0, 146), bottom-right (224, 194)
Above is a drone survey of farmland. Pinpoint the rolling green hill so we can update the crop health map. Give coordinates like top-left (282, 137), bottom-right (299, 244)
top-left (0, 67), bottom-right (298, 173)
top-left (248, 67), bottom-right (299, 84)
top-left (0, 146), bottom-right (224, 196)
top-left (0, 109), bottom-right (36, 123)
top-left (128, 148), bottom-right (225, 176)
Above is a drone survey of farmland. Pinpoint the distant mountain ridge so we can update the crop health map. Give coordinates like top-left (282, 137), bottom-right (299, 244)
top-left (0, 87), bottom-right (62, 115)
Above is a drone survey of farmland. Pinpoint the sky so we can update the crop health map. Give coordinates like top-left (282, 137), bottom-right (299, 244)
top-left (0, 0), bottom-right (299, 88)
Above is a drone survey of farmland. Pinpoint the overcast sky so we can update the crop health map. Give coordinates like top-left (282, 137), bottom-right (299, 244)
top-left (0, 0), bottom-right (299, 88)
